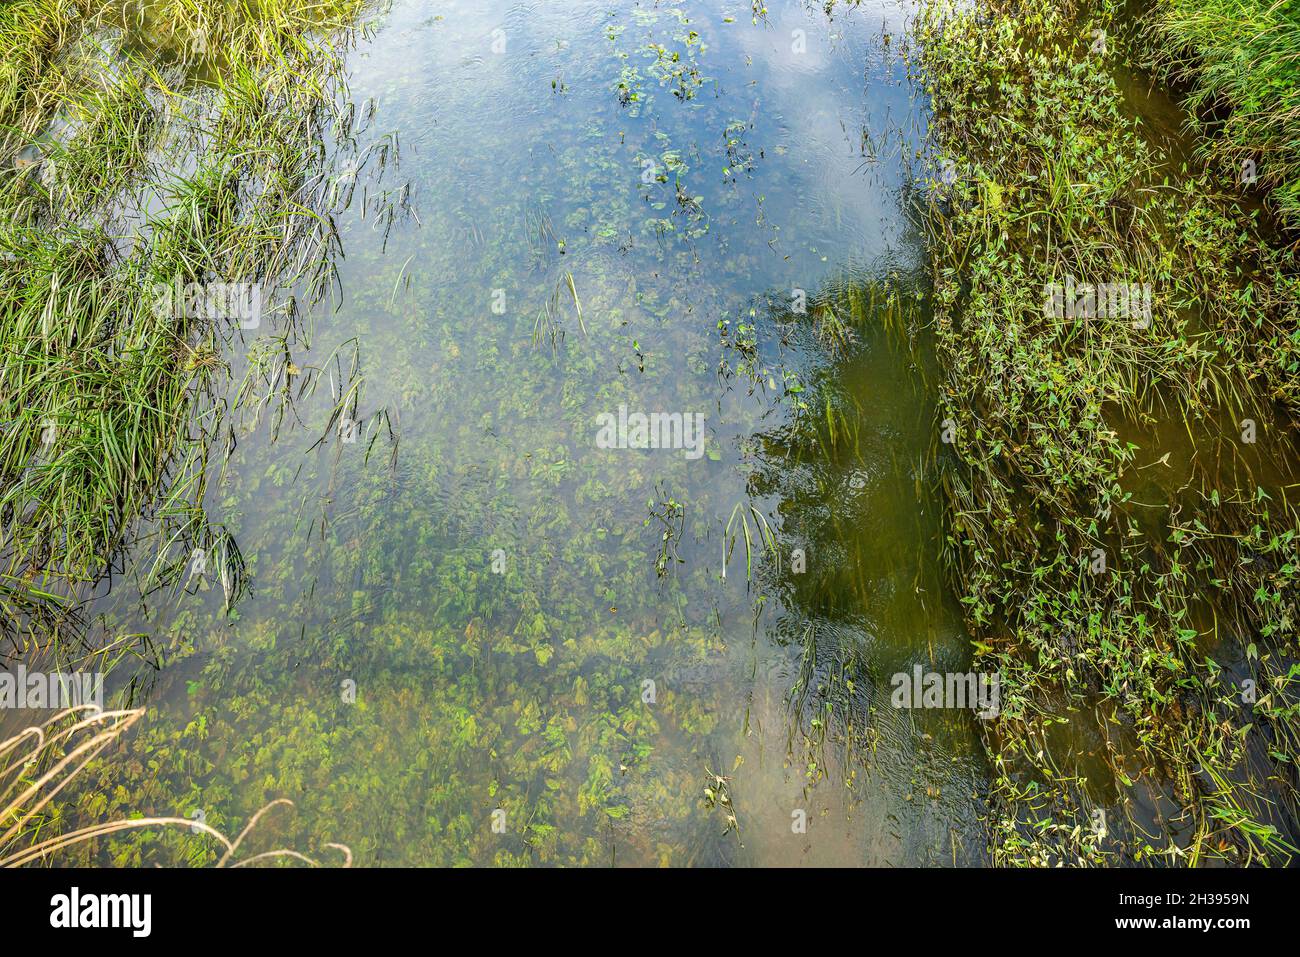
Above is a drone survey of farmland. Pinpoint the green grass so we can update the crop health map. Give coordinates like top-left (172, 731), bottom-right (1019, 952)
top-left (0, 0), bottom-right (377, 635)
top-left (1144, 0), bottom-right (1300, 231)
top-left (0, 0), bottom-right (391, 863)
top-left (914, 0), bottom-right (1300, 865)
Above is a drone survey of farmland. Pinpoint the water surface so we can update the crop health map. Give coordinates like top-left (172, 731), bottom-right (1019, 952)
top-left (50, 0), bottom-right (996, 866)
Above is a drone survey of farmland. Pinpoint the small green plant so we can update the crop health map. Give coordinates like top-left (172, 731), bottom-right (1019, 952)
top-left (702, 766), bottom-right (739, 839)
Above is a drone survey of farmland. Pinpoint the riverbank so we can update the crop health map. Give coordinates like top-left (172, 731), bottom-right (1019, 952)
top-left (0, 0), bottom-right (391, 862)
top-left (915, 0), bottom-right (1300, 864)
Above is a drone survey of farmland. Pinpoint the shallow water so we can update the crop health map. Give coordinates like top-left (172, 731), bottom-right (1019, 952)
top-left (40, 0), bottom-right (998, 866)
top-left (0, 0), bottom-right (1294, 868)
top-left (13, 0), bottom-right (1295, 867)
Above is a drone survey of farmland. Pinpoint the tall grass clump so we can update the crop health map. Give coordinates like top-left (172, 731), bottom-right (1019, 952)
top-left (0, 0), bottom-right (383, 641)
top-left (914, 0), bottom-right (1300, 865)
top-left (1144, 0), bottom-right (1300, 232)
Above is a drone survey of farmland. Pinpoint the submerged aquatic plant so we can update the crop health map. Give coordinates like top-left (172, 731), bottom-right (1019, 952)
top-left (702, 765), bottom-right (740, 839)
top-left (914, 0), bottom-right (1300, 865)
top-left (0, 706), bottom-right (352, 866)
top-left (721, 500), bottom-right (779, 583)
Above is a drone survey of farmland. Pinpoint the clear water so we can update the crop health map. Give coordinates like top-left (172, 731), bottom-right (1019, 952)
top-left (29, 0), bottom-right (1003, 866)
